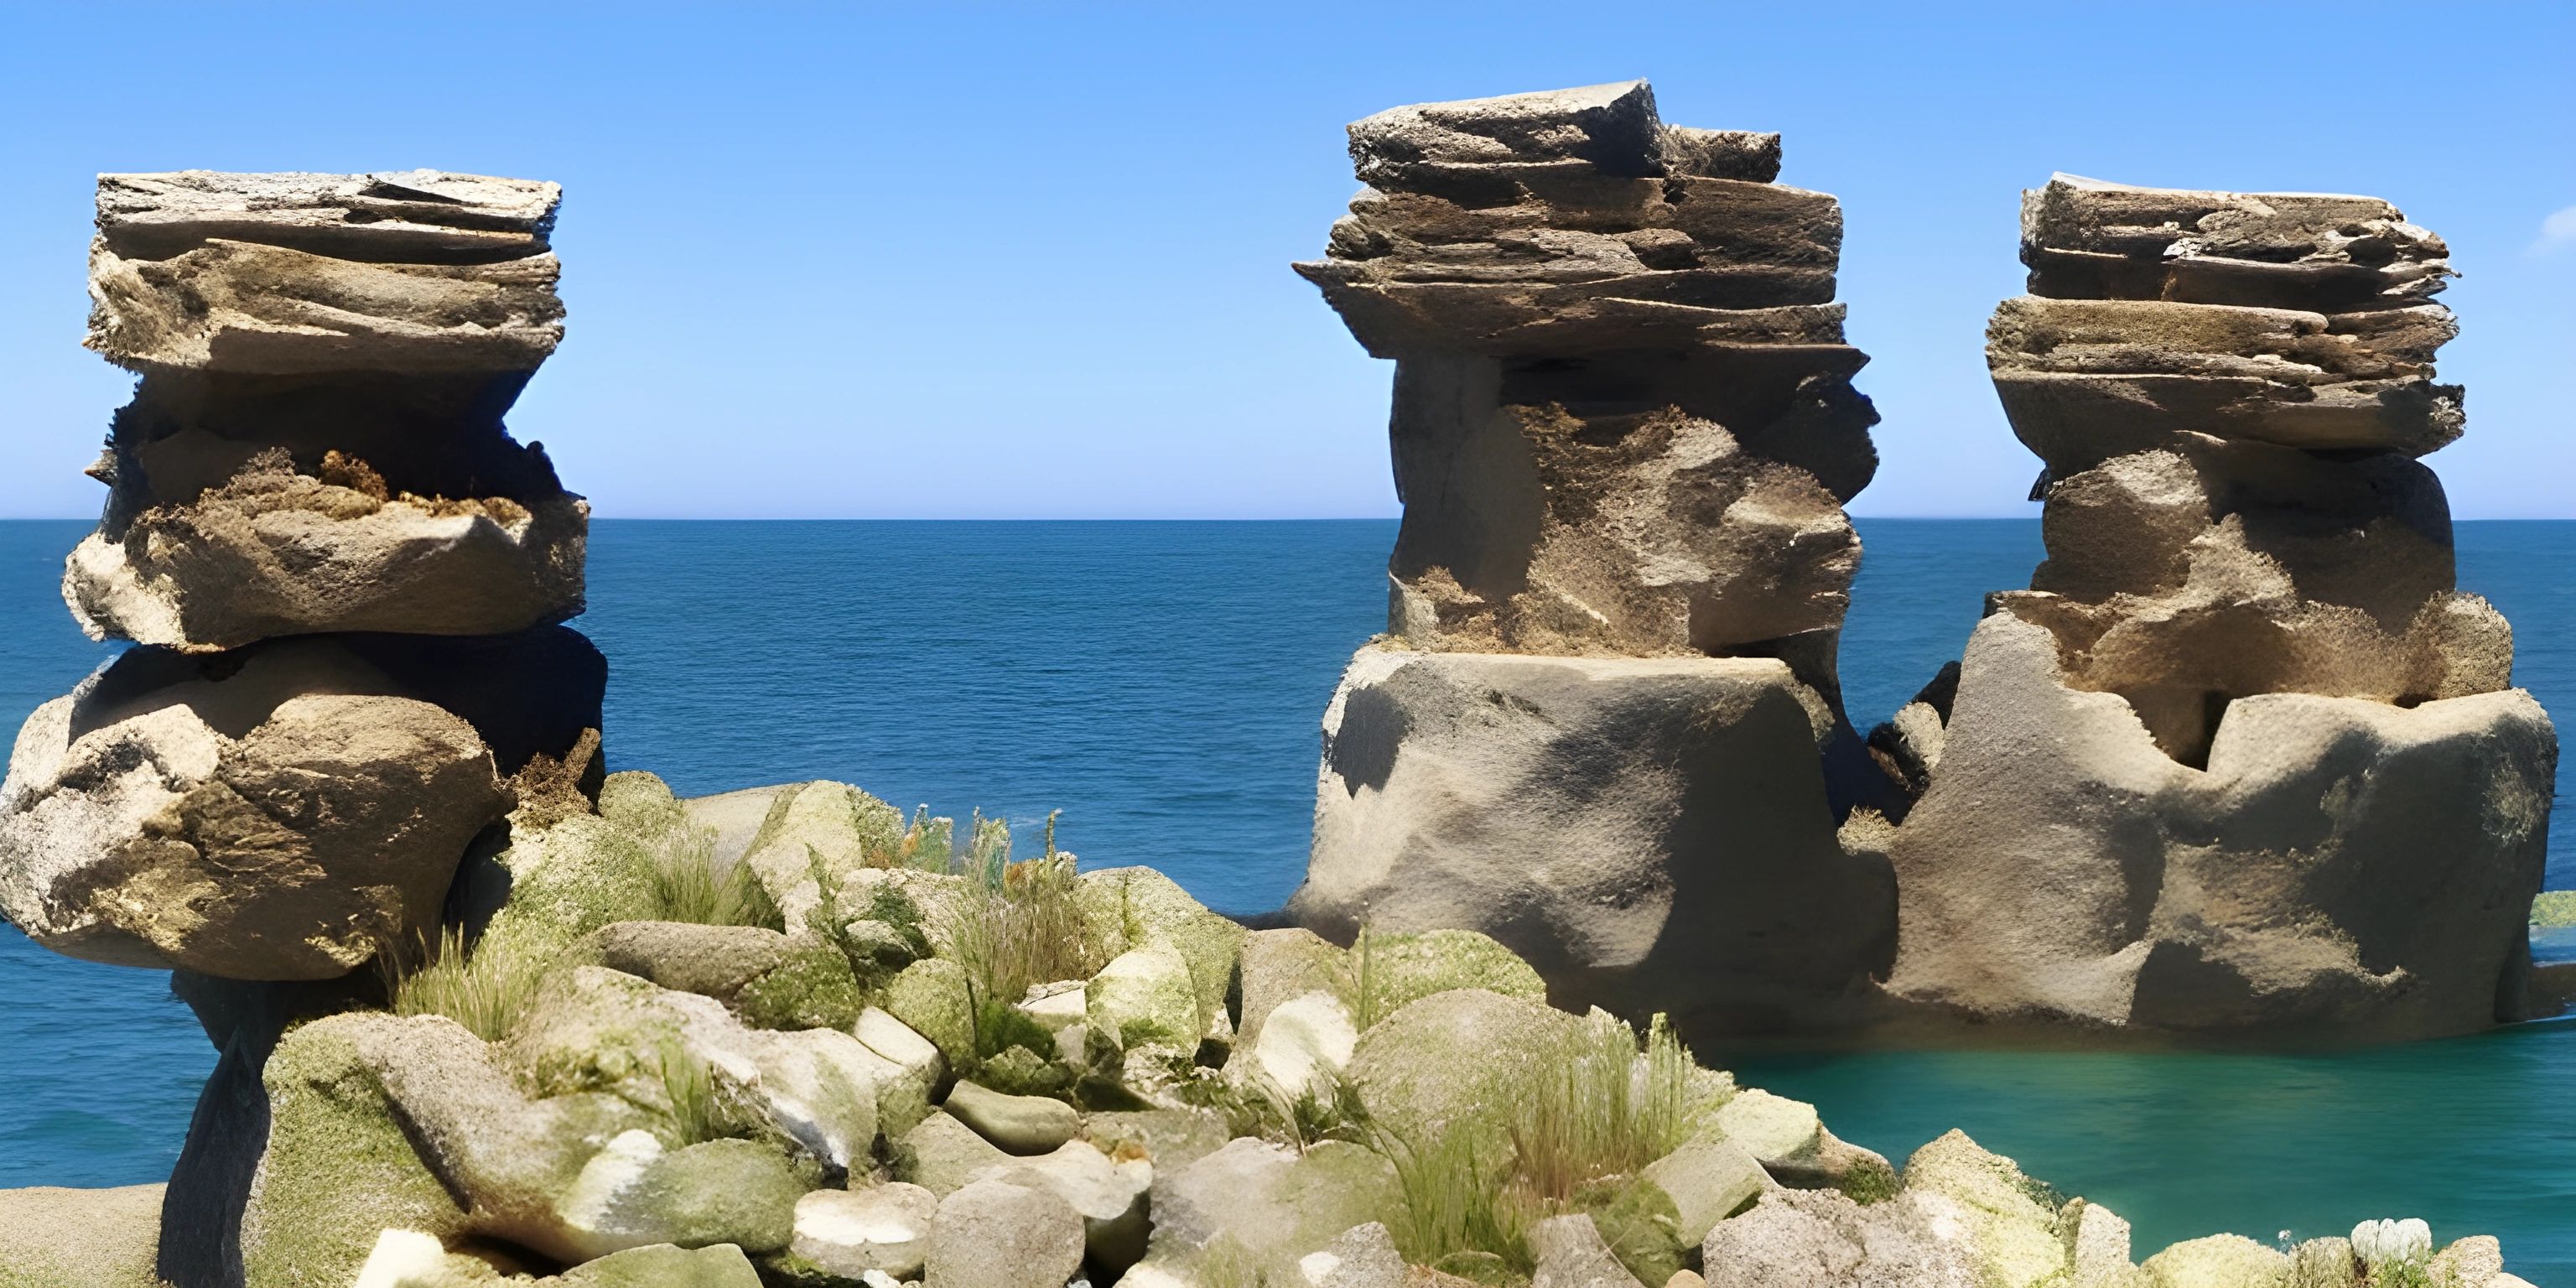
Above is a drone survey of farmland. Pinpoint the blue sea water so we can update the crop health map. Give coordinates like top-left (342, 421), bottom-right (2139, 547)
top-left (0, 518), bottom-right (2568, 1280)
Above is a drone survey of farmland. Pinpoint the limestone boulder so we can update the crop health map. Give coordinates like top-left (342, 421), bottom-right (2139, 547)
top-left (1885, 610), bottom-right (2558, 1037)
top-left (1088, 941), bottom-right (1204, 1048)
top-left (1899, 1132), bottom-right (2066, 1288)
top-left (2137, 1234), bottom-right (2287, 1288)
top-left (1236, 927), bottom-right (1348, 1046)
top-left (924, 1178), bottom-right (1083, 1288)
top-left (1294, 648), bottom-right (1893, 1031)
top-left (1244, 990), bottom-right (1358, 1099)
top-left (65, 448), bottom-right (587, 650)
top-left (0, 640), bottom-right (506, 979)
top-left (1075, 865), bottom-right (1246, 1026)
top-left (771, 1182), bottom-right (939, 1281)
top-left (977, 1138), bottom-right (1156, 1273)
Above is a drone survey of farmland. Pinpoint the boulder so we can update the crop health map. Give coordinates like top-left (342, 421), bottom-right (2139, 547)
top-left (596, 922), bottom-right (792, 1003)
top-left (734, 781), bottom-right (909, 928)
top-left (772, 1183), bottom-right (939, 1281)
top-left (1342, 988), bottom-right (1584, 1139)
top-left (0, 641), bottom-right (507, 979)
top-left (979, 1139), bottom-right (1155, 1272)
top-left (896, 1111), bottom-right (1016, 1197)
top-left (0, 1184), bottom-right (167, 1288)
top-left (1885, 610), bottom-right (2558, 1038)
top-left (853, 1006), bottom-right (946, 1138)
top-left (1358, 927), bottom-right (1548, 1021)
top-left (1076, 865), bottom-right (1247, 1026)
top-left (474, 812), bottom-right (665, 962)
top-left (924, 1178), bottom-right (1084, 1288)
top-left (64, 451), bottom-right (586, 650)
top-left (1296, 649), bottom-right (1892, 1031)
top-left (2138, 1234), bottom-right (2288, 1288)
top-left (552, 1132), bottom-right (802, 1259)
top-left (1142, 1138), bottom-right (1400, 1282)
top-left (1245, 990), bottom-right (1358, 1099)
top-left (1083, 1107), bottom-right (1233, 1174)
top-left (880, 957), bottom-right (977, 1071)
top-left (514, 967), bottom-right (893, 1173)
top-left (1089, 942), bottom-right (1205, 1048)
top-left (1642, 1138), bottom-right (1768, 1245)
top-left (1898, 1132), bottom-right (2066, 1288)
top-left (1699, 1187), bottom-right (1978, 1288)
top-left (944, 1079), bottom-right (1080, 1156)
top-left (681, 784), bottom-right (796, 870)
top-left (1236, 927), bottom-right (1348, 1046)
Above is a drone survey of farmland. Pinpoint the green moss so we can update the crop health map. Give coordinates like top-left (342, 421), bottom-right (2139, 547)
top-left (238, 1018), bottom-right (467, 1288)
top-left (1075, 866), bottom-right (1245, 1029)
top-left (881, 958), bottom-right (977, 1070)
top-left (733, 935), bottom-right (865, 1031)
top-left (2533, 890), bottom-right (2576, 929)
top-left (1574, 1175), bottom-right (1685, 1287)
top-left (477, 814), bottom-right (662, 963)
top-left (1355, 927), bottom-right (1547, 1021)
top-left (596, 770), bottom-right (688, 834)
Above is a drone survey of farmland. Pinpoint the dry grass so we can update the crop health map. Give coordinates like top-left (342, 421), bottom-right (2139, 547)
top-left (382, 924), bottom-right (559, 1042)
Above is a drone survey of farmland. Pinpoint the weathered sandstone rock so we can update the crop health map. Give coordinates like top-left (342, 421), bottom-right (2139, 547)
top-left (1293, 647), bottom-right (1892, 1029)
top-left (89, 169), bottom-right (564, 375)
top-left (2019, 174), bottom-right (2452, 309)
top-left (1883, 611), bottom-right (2555, 1036)
top-left (0, 640), bottom-right (507, 978)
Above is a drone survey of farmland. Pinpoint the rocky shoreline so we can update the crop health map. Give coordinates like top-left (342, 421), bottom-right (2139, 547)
top-left (0, 85), bottom-right (2562, 1288)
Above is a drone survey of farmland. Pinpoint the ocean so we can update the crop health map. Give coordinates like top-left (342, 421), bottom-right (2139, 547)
top-left (2, 518), bottom-right (2568, 1280)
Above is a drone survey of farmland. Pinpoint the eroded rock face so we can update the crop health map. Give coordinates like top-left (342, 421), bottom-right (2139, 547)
top-left (1291, 647), bottom-right (1893, 1030)
top-left (1296, 80), bottom-right (1878, 688)
top-left (72, 169), bottom-right (584, 651)
top-left (0, 641), bottom-right (507, 979)
top-left (1883, 605), bottom-right (2555, 1038)
top-left (1872, 175), bottom-right (2556, 1036)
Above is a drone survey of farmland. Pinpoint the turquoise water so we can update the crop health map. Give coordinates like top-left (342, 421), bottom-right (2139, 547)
top-left (0, 519), bottom-right (2568, 1280)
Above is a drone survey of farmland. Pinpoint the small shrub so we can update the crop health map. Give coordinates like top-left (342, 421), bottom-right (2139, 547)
top-left (382, 924), bottom-right (558, 1042)
top-left (943, 813), bottom-right (1097, 1062)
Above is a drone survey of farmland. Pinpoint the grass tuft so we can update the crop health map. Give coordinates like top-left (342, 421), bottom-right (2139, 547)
top-left (943, 813), bottom-right (1097, 1061)
top-left (654, 1041), bottom-right (725, 1145)
top-left (643, 820), bottom-right (783, 929)
top-left (381, 924), bottom-right (559, 1043)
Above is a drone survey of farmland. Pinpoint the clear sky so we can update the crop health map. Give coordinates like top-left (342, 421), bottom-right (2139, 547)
top-left (1, 3), bottom-right (2568, 519)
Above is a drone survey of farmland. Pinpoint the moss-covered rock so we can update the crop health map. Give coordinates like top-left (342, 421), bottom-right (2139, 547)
top-left (1711, 1088), bottom-right (1822, 1161)
top-left (882, 958), bottom-right (978, 1071)
top-left (1076, 867), bottom-right (1245, 1028)
top-left (2533, 890), bottom-right (2576, 929)
top-left (737, 781), bottom-right (907, 927)
top-left (555, 1133), bottom-right (802, 1259)
top-left (0, 1184), bottom-right (167, 1288)
top-left (1235, 927), bottom-right (1348, 1046)
top-left (1356, 927), bottom-right (1546, 1023)
top-left (2141, 1233), bottom-right (2289, 1288)
top-left (480, 813), bottom-right (664, 963)
top-left (1138, 1138), bottom-right (1398, 1285)
top-left (1088, 943), bottom-right (1202, 1048)
top-left (1901, 1130), bottom-right (2067, 1288)
top-left (896, 1110), bottom-right (1015, 1197)
top-left (1342, 987), bottom-right (1582, 1140)
top-left (240, 1016), bottom-right (471, 1288)
top-left (732, 932), bottom-right (865, 1031)
top-left (597, 771), bottom-right (690, 835)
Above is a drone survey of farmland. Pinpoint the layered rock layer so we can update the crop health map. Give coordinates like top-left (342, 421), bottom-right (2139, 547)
top-left (1, 170), bottom-right (599, 981)
top-left (1876, 176), bottom-right (2558, 1038)
top-left (1289, 81), bottom-right (1890, 1031)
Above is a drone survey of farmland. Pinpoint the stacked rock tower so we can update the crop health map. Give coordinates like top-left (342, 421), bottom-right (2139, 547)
top-left (1, 173), bottom-right (600, 981)
top-left (1287, 82), bottom-right (1896, 1032)
top-left (1875, 176), bottom-right (2558, 1039)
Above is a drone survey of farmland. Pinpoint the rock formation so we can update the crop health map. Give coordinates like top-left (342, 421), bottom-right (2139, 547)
top-left (0, 170), bottom-right (600, 983)
top-left (1287, 80), bottom-right (1892, 1031)
top-left (1871, 175), bottom-right (2558, 1039)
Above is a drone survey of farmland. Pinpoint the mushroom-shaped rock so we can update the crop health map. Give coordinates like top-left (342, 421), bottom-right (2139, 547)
top-left (924, 1178), bottom-right (1083, 1288)
top-left (772, 1182), bottom-right (939, 1282)
top-left (0, 641), bottom-right (507, 979)
top-left (944, 1079), bottom-right (1080, 1156)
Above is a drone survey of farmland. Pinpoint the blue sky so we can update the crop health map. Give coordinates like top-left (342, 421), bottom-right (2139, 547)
top-left (1, 3), bottom-right (2568, 519)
